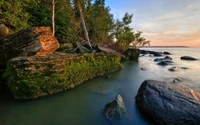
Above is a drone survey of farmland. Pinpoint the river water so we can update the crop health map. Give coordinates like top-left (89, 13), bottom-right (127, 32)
top-left (0, 48), bottom-right (199, 125)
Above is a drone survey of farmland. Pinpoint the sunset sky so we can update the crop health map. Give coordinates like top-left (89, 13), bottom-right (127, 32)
top-left (105, 0), bottom-right (200, 47)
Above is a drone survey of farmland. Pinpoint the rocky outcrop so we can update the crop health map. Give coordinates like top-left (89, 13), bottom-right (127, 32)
top-left (103, 95), bottom-right (126, 123)
top-left (0, 23), bottom-right (9, 38)
top-left (0, 27), bottom-right (59, 66)
top-left (4, 53), bottom-right (123, 99)
top-left (136, 80), bottom-right (200, 125)
top-left (181, 56), bottom-right (197, 60)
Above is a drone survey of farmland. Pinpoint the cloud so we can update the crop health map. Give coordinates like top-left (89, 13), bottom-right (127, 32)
top-left (106, 0), bottom-right (200, 47)
top-left (132, 1), bottom-right (200, 46)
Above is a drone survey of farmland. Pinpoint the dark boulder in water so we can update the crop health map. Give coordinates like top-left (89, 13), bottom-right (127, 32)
top-left (163, 51), bottom-right (171, 55)
top-left (139, 50), bottom-right (149, 54)
top-left (153, 52), bottom-right (162, 57)
top-left (136, 80), bottom-right (200, 125)
top-left (180, 56), bottom-right (197, 60)
top-left (157, 61), bottom-right (173, 66)
top-left (103, 95), bottom-right (126, 123)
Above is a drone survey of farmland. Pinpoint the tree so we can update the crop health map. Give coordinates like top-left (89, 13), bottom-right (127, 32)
top-left (73, 0), bottom-right (92, 49)
top-left (0, 0), bottom-right (29, 32)
top-left (111, 12), bottom-right (150, 51)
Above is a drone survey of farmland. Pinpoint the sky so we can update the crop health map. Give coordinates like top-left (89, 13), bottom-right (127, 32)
top-left (105, 0), bottom-right (200, 47)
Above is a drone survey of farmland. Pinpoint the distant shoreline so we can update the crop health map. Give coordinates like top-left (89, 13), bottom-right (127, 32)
top-left (141, 46), bottom-right (189, 48)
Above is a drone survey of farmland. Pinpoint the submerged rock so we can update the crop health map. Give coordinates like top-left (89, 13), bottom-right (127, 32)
top-left (140, 68), bottom-right (147, 71)
top-left (173, 78), bottom-right (182, 83)
top-left (103, 95), bottom-right (126, 122)
top-left (181, 56), bottom-right (197, 60)
top-left (157, 61), bottom-right (173, 66)
top-left (136, 80), bottom-right (200, 125)
top-left (168, 67), bottom-right (178, 72)
top-left (164, 56), bottom-right (172, 60)
top-left (181, 67), bottom-right (189, 70)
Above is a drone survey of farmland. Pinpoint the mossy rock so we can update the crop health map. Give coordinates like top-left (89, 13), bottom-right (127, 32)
top-left (4, 52), bottom-right (123, 99)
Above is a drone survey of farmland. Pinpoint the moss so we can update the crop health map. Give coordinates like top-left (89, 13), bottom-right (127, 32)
top-left (4, 53), bottom-right (123, 99)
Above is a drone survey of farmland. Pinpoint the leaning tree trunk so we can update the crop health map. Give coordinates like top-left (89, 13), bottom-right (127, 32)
top-left (74, 0), bottom-right (92, 49)
top-left (0, 27), bottom-right (59, 66)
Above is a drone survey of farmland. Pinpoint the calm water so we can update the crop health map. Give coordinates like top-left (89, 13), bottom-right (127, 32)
top-left (0, 48), bottom-right (199, 125)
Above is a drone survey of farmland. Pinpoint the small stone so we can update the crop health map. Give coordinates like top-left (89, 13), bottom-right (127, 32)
top-left (169, 67), bottom-right (178, 72)
top-left (173, 78), bottom-right (181, 83)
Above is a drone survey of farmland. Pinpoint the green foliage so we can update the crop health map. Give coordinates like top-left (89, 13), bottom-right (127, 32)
top-left (0, 0), bottom-right (149, 51)
top-left (0, 0), bottom-right (30, 32)
top-left (4, 53), bottom-right (123, 99)
top-left (111, 13), bottom-right (150, 51)
top-left (128, 51), bottom-right (139, 60)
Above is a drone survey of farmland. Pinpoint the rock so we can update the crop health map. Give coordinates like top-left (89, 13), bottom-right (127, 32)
top-left (140, 68), bottom-right (146, 71)
top-left (103, 95), bottom-right (126, 122)
top-left (168, 67), bottom-right (178, 72)
top-left (154, 58), bottom-right (164, 62)
top-left (163, 51), bottom-right (171, 55)
top-left (136, 80), bottom-right (200, 125)
top-left (173, 78), bottom-right (181, 83)
top-left (4, 53), bottom-right (123, 99)
top-left (157, 61), bottom-right (173, 66)
top-left (148, 51), bottom-right (162, 57)
top-left (164, 56), bottom-right (172, 60)
top-left (0, 27), bottom-right (60, 66)
top-left (98, 45), bottom-right (125, 58)
top-left (154, 56), bottom-right (172, 62)
top-left (180, 56), bottom-right (197, 60)
top-left (139, 50), bottom-right (149, 54)
top-left (153, 52), bottom-right (162, 57)
top-left (0, 23), bottom-right (9, 38)
top-left (181, 67), bottom-right (189, 70)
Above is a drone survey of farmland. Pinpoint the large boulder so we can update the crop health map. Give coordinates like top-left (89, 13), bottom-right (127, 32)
top-left (136, 80), bottom-right (200, 125)
top-left (0, 27), bottom-right (59, 66)
top-left (181, 56), bottom-right (197, 61)
top-left (4, 52), bottom-right (123, 99)
top-left (103, 95), bottom-right (126, 123)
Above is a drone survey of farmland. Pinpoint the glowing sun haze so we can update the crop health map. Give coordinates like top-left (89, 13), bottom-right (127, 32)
top-left (105, 0), bottom-right (200, 47)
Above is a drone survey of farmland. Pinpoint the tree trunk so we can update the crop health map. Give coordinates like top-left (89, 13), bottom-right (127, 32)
top-left (52, 0), bottom-right (55, 36)
top-left (0, 27), bottom-right (60, 66)
top-left (74, 0), bottom-right (92, 49)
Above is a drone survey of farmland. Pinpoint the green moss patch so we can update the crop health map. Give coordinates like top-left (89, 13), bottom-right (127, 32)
top-left (4, 53), bottom-right (123, 99)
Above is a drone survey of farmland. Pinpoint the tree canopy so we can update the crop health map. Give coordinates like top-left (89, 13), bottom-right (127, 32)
top-left (0, 0), bottom-right (150, 51)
